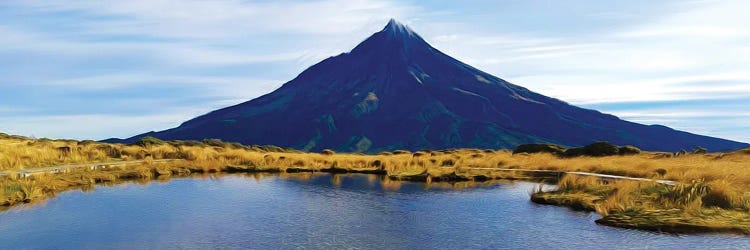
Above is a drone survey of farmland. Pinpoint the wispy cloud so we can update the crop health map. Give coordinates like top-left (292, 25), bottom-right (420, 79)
top-left (8, 0), bottom-right (415, 37)
top-left (0, 113), bottom-right (201, 140)
top-left (427, 0), bottom-right (750, 107)
top-left (420, 0), bottom-right (750, 141)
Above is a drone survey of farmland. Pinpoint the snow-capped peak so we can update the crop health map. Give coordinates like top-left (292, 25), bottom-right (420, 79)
top-left (382, 18), bottom-right (417, 38)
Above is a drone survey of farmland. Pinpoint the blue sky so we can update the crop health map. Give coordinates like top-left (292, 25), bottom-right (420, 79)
top-left (0, 0), bottom-right (748, 143)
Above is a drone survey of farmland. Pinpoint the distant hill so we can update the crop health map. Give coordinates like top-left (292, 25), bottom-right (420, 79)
top-left (108, 19), bottom-right (749, 152)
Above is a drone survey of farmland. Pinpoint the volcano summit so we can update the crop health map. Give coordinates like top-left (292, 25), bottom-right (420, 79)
top-left (115, 19), bottom-right (748, 152)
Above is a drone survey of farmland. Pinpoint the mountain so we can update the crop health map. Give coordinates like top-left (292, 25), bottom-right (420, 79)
top-left (111, 19), bottom-right (748, 152)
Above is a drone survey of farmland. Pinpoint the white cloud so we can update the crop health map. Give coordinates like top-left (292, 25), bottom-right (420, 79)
top-left (0, 26), bottom-right (307, 67)
top-left (599, 108), bottom-right (750, 142)
top-left (29, 74), bottom-right (286, 103)
top-left (11, 0), bottom-right (414, 38)
top-left (511, 71), bottom-right (750, 105)
top-left (617, 1), bottom-right (750, 39)
top-left (0, 113), bottom-right (198, 140)
top-left (0, 0), bottom-right (419, 69)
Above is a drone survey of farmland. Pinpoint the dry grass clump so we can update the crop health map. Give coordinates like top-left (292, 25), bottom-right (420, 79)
top-left (556, 175), bottom-right (604, 192)
top-left (659, 180), bottom-right (712, 208)
top-left (1, 178), bottom-right (44, 206)
top-left (595, 180), bottom-right (646, 215)
top-left (661, 179), bottom-right (750, 210)
top-left (0, 138), bottom-right (113, 170)
top-left (537, 175), bottom-right (750, 213)
top-left (533, 174), bottom-right (750, 233)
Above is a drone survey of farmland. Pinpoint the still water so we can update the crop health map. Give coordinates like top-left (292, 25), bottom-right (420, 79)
top-left (1, 173), bottom-right (748, 249)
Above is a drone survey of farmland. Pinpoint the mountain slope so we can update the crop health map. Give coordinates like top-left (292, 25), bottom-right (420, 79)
top-left (114, 19), bottom-right (748, 152)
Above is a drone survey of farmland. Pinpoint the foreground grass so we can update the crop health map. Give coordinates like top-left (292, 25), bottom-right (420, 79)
top-left (1, 133), bottom-right (750, 234)
top-left (531, 175), bottom-right (750, 234)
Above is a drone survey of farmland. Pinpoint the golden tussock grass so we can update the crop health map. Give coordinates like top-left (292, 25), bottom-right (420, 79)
top-left (532, 174), bottom-right (750, 234)
top-left (2, 135), bottom-right (750, 233)
top-left (3, 136), bottom-right (750, 189)
top-left (3, 135), bottom-right (750, 198)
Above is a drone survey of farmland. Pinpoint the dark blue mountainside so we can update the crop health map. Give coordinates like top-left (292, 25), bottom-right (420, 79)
top-left (112, 19), bottom-right (748, 152)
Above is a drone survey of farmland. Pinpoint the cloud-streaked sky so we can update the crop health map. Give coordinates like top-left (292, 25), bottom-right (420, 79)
top-left (1, 0), bottom-right (748, 142)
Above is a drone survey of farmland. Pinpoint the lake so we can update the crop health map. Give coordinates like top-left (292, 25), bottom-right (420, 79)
top-left (1, 173), bottom-right (748, 249)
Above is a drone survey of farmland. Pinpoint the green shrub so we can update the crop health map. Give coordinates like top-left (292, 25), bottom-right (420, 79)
top-left (132, 136), bottom-right (165, 147)
top-left (513, 143), bottom-right (566, 155)
top-left (77, 140), bottom-right (97, 146)
top-left (202, 138), bottom-right (226, 147)
top-left (584, 142), bottom-right (619, 156)
top-left (562, 147), bottom-right (586, 157)
top-left (564, 142), bottom-right (619, 157)
top-left (618, 145), bottom-right (641, 155)
top-left (0, 133), bottom-right (28, 140)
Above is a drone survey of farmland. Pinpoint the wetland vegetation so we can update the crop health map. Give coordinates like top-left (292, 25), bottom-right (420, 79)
top-left (2, 133), bottom-right (750, 234)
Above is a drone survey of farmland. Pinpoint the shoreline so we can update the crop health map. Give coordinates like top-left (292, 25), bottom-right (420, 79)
top-left (2, 159), bottom-right (747, 235)
top-left (2, 136), bottom-right (750, 235)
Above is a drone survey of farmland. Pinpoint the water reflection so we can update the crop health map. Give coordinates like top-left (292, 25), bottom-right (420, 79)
top-left (275, 172), bottom-right (530, 192)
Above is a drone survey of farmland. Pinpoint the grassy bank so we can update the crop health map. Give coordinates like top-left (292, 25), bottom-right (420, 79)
top-left (1, 134), bottom-right (750, 234)
top-left (531, 175), bottom-right (750, 234)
